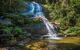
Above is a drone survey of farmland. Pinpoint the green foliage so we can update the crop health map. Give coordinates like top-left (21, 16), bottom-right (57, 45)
top-left (44, 0), bottom-right (80, 35)
top-left (64, 27), bottom-right (80, 35)
top-left (0, 0), bottom-right (80, 45)
top-left (3, 27), bottom-right (13, 34)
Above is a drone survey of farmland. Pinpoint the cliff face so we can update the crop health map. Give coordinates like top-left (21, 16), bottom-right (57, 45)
top-left (24, 23), bottom-right (48, 35)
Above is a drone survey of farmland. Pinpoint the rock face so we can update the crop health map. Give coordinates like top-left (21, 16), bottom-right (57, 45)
top-left (0, 19), bottom-right (12, 25)
top-left (25, 23), bottom-right (48, 35)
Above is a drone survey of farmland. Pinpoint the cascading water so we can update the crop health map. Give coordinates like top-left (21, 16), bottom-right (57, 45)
top-left (39, 16), bottom-right (62, 39)
top-left (19, 1), bottom-right (62, 39)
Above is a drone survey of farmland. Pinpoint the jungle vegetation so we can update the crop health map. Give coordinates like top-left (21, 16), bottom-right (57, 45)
top-left (0, 0), bottom-right (80, 46)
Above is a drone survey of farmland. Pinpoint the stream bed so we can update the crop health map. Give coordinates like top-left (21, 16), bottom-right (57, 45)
top-left (0, 37), bottom-right (80, 50)
top-left (25, 37), bottom-right (80, 50)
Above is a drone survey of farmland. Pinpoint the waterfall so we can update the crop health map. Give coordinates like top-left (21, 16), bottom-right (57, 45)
top-left (39, 16), bottom-right (62, 39)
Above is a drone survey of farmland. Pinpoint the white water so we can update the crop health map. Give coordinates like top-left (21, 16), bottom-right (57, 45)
top-left (39, 16), bottom-right (61, 39)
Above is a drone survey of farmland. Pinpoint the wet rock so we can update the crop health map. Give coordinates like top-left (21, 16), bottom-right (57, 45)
top-left (0, 19), bottom-right (12, 25)
top-left (24, 23), bottom-right (48, 35)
